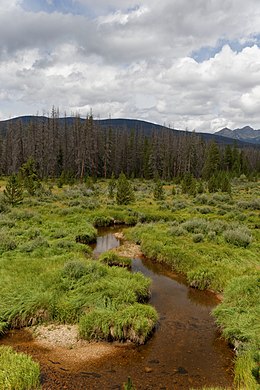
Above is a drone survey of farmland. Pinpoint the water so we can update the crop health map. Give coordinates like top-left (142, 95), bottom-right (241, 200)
top-left (0, 228), bottom-right (234, 389)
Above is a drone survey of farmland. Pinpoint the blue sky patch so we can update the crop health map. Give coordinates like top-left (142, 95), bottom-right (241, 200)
top-left (21, 0), bottom-right (93, 16)
top-left (192, 35), bottom-right (260, 62)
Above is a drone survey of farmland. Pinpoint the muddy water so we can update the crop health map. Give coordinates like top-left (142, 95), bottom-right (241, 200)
top-left (1, 228), bottom-right (234, 389)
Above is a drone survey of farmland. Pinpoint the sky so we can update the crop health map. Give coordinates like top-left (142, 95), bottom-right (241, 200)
top-left (0, 0), bottom-right (260, 132)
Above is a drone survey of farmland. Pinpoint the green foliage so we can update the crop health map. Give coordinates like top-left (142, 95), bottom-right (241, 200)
top-left (223, 227), bottom-right (252, 248)
top-left (123, 377), bottom-right (136, 390)
top-left (213, 274), bottom-right (260, 389)
top-left (3, 175), bottom-right (23, 206)
top-left (0, 346), bottom-right (41, 390)
top-left (192, 233), bottom-right (204, 243)
top-left (108, 173), bottom-right (116, 198)
top-left (153, 179), bottom-right (165, 201)
top-left (79, 303), bottom-right (158, 344)
top-left (75, 224), bottom-right (97, 244)
top-left (116, 173), bottom-right (135, 205)
top-left (202, 141), bottom-right (220, 180)
top-left (188, 267), bottom-right (216, 289)
top-left (61, 260), bottom-right (88, 279)
top-left (181, 173), bottom-right (197, 195)
top-left (19, 158), bottom-right (40, 196)
top-left (99, 251), bottom-right (132, 268)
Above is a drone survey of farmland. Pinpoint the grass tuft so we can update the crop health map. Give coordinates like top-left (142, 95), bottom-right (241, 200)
top-left (0, 346), bottom-right (41, 390)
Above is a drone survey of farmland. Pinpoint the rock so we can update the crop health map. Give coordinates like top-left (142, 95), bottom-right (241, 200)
top-left (144, 366), bottom-right (153, 373)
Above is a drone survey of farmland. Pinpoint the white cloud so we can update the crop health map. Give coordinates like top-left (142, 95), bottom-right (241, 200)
top-left (0, 0), bottom-right (260, 131)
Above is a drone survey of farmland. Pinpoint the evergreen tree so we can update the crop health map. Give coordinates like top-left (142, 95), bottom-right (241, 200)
top-left (197, 180), bottom-right (204, 194)
top-left (202, 141), bottom-right (220, 179)
top-left (208, 175), bottom-right (218, 193)
top-left (223, 145), bottom-right (233, 172)
top-left (116, 173), bottom-right (135, 205)
top-left (4, 175), bottom-right (23, 206)
top-left (181, 172), bottom-right (197, 195)
top-left (153, 179), bottom-right (165, 201)
top-left (19, 158), bottom-right (40, 196)
top-left (221, 174), bottom-right (232, 194)
top-left (108, 172), bottom-right (116, 198)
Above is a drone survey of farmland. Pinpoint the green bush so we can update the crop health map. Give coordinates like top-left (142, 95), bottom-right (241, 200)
top-left (0, 234), bottom-right (17, 254)
top-left (223, 227), bottom-right (252, 248)
top-left (0, 346), bottom-right (41, 390)
top-left (193, 233), bottom-right (204, 243)
top-left (181, 218), bottom-right (208, 234)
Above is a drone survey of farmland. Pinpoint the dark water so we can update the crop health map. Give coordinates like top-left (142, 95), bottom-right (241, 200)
top-left (1, 228), bottom-right (234, 389)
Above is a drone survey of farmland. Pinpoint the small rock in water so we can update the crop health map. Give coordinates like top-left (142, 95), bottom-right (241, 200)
top-left (177, 367), bottom-right (188, 375)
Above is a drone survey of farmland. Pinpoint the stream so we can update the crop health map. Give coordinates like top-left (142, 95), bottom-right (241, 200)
top-left (1, 227), bottom-right (234, 389)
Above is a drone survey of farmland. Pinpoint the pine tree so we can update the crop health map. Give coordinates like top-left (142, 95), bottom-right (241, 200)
top-left (19, 158), bottom-right (40, 196)
top-left (108, 172), bottom-right (116, 198)
top-left (4, 175), bottom-right (23, 206)
top-left (153, 179), bottom-right (165, 201)
top-left (202, 141), bottom-right (220, 180)
top-left (116, 173), bottom-right (135, 205)
top-left (221, 174), bottom-right (232, 194)
top-left (208, 175), bottom-right (218, 193)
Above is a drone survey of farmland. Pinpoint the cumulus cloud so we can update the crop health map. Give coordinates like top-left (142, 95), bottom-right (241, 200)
top-left (0, 0), bottom-right (260, 131)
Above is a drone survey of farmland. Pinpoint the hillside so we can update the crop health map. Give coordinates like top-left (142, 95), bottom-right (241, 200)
top-left (0, 116), bottom-right (257, 148)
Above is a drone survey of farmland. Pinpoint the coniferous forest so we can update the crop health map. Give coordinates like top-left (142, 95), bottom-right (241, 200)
top-left (0, 108), bottom-right (259, 180)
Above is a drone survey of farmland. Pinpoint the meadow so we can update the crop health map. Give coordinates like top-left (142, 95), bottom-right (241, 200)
top-left (0, 176), bottom-right (259, 389)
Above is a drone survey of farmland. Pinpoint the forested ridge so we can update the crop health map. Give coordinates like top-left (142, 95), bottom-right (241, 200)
top-left (1, 109), bottom-right (259, 179)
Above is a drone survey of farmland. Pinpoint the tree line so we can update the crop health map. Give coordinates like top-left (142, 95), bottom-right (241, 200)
top-left (0, 108), bottom-right (259, 181)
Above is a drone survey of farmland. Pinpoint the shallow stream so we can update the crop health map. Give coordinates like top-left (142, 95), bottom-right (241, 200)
top-left (1, 227), bottom-right (234, 389)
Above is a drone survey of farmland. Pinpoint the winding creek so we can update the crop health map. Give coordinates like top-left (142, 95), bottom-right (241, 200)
top-left (1, 227), bottom-right (234, 389)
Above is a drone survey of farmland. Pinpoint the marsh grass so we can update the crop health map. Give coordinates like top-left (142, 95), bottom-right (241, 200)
top-left (0, 178), bottom-right (259, 387)
top-left (79, 303), bottom-right (158, 344)
top-left (0, 346), bottom-right (41, 390)
top-left (99, 251), bottom-right (132, 268)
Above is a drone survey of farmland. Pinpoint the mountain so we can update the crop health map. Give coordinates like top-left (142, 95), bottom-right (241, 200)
top-left (215, 126), bottom-right (260, 145)
top-left (0, 116), bottom-right (258, 148)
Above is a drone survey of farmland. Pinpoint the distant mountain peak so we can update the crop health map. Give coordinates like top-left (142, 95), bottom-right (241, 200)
top-left (215, 125), bottom-right (260, 144)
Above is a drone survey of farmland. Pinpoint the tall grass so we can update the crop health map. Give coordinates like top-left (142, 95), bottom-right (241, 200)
top-left (0, 346), bottom-right (41, 390)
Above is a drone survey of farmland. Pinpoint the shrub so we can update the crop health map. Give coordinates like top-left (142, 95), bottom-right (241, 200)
top-left (0, 234), bottom-right (17, 254)
top-left (169, 226), bottom-right (187, 237)
top-left (0, 346), bottom-right (41, 390)
top-left (181, 218), bottom-right (208, 234)
top-left (20, 237), bottom-right (49, 253)
top-left (197, 206), bottom-right (211, 214)
top-left (171, 200), bottom-right (187, 211)
top-left (223, 227), bottom-right (252, 248)
top-left (237, 199), bottom-right (260, 210)
top-left (195, 193), bottom-right (210, 205)
top-left (193, 233), bottom-right (204, 243)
